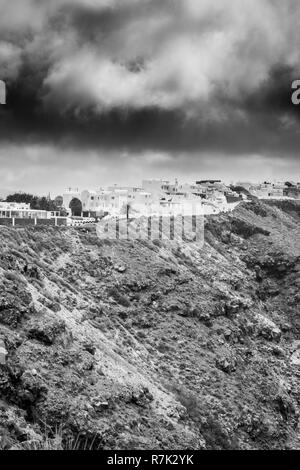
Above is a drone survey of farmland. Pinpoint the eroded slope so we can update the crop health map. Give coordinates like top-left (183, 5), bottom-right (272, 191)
top-left (0, 200), bottom-right (299, 450)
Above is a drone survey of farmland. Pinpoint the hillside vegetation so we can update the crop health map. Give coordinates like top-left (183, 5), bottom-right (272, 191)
top-left (0, 200), bottom-right (299, 450)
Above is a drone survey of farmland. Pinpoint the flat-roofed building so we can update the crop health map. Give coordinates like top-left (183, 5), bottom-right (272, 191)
top-left (0, 201), bottom-right (51, 219)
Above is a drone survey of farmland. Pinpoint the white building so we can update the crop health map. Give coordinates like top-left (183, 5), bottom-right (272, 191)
top-left (249, 182), bottom-right (285, 199)
top-left (63, 188), bottom-right (81, 212)
top-left (0, 202), bottom-right (53, 219)
top-left (69, 186), bottom-right (155, 217)
top-left (0, 202), bottom-right (30, 211)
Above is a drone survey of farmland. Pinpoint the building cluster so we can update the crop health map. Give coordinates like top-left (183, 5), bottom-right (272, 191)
top-left (63, 179), bottom-right (243, 219)
top-left (237, 181), bottom-right (300, 199)
top-left (1, 178), bottom-right (298, 227)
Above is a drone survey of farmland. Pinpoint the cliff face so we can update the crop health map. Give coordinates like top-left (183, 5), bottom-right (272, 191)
top-left (0, 200), bottom-right (299, 450)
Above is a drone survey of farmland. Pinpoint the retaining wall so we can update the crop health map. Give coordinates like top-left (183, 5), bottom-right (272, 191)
top-left (0, 218), bottom-right (68, 227)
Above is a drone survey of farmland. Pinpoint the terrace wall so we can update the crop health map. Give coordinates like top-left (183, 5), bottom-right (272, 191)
top-left (0, 218), bottom-right (68, 227)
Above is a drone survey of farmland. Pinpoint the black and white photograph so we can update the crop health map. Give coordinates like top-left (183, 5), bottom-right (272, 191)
top-left (0, 0), bottom-right (300, 457)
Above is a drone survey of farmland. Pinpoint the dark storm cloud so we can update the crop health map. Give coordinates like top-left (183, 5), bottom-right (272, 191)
top-left (1, 0), bottom-right (300, 160)
top-left (3, 71), bottom-right (300, 158)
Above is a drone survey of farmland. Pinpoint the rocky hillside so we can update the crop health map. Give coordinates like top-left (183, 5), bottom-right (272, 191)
top-left (0, 200), bottom-right (300, 450)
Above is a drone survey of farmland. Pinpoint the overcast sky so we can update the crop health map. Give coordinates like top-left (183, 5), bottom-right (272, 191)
top-left (0, 0), bottom-right (300, 196)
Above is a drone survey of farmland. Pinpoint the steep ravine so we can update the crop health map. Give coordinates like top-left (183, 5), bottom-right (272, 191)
top-left (0, 200), bottom-right (299, 450)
